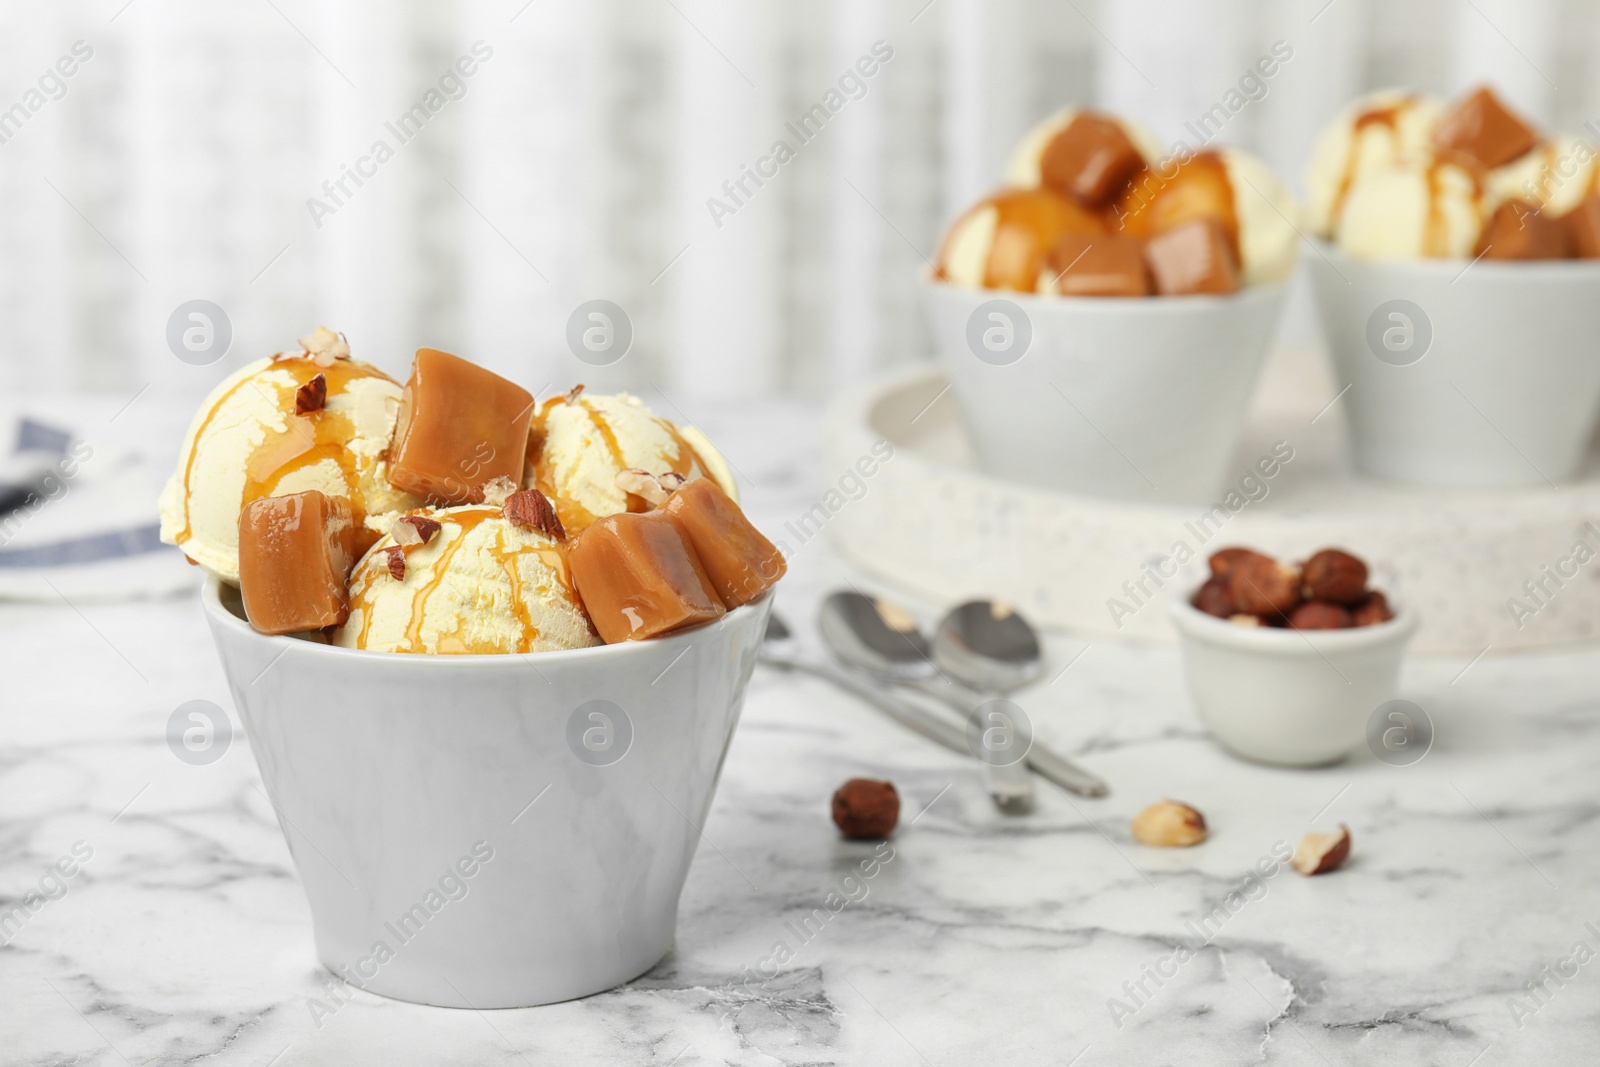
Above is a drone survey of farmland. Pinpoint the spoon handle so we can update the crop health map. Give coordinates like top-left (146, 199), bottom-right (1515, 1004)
top-left (900, 678), bottom-right (1109, 798)
top-left (759, 651), bottom-right (973, 754)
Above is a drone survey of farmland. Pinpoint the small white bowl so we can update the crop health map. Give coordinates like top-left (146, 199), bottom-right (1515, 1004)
top-left (1308, 245), bottom-right (1600, 487)
top-left (203, 576), bottom-right (771, 1008)
top-left (1167, 590), bottom-right (1418, 766)
top-left (923, 276), bottom-right (1288, 505)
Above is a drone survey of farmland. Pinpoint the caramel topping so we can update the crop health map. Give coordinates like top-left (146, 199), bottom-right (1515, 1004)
top-left (173, 354), bottom-right (393, 553)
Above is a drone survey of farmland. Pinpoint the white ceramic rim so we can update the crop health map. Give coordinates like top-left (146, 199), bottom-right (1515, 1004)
top-left (202, 574), bottom-right (772, 667)
top-left (920, 271), bottom-right (1287, 313)
top-left (1308, 239), bottom-right (1600, 278)
top-left (1167, 581), bottom-right (1419, 655)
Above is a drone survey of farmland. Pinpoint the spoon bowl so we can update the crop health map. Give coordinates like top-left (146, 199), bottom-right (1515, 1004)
top-left (933, 600), bottom-right (1043, 694)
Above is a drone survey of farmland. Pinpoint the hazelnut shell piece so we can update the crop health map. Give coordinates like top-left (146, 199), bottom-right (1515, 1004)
top-left (832, 778), bottom-right (900, 840)
top-left (1131, 800), bottom-right (1208, 848)
top-left (1291, 824), bottom-right (1352, 875)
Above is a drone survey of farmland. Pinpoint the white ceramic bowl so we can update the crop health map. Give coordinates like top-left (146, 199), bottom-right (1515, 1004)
top-left (1308, 245), bottom-right (1600, 487)
top-left (924, 276), bottom-right (1287, 505)
top-left (202, 576), bottom-right (771, 1008)
top-left (1167, 590), bottom-right (1418, 766)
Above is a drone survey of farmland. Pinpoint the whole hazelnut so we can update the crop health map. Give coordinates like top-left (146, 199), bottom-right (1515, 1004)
top-left (832, 778), bottom-right (899, 839)
top-left (1130, 800), bottom-right (1207, 847)
top-left (1351, 590), bottom-right (1394, 627)
top-left (1301, 548), bottom-right (1369, 605)
top-left (1288, 601), bottom-right (1354, 630)
top-left (1226, 555), bottom-right (1302, 619)
top-left (1209, 546), bottom-right (1272, 577)
top-left (1191, 574), bottom-right (1237, 618)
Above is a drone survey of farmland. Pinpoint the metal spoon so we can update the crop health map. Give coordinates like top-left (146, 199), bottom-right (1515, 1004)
top-left (758, 613), bottom-right (975, 758)
top-left (819, 592), bottom-right (1034, 811)
top-left (935, 599), bottom-right (1108, 798)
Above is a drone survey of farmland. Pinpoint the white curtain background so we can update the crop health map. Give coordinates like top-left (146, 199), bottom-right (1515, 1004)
top-left (3, 0), bottom-right (1599, 410)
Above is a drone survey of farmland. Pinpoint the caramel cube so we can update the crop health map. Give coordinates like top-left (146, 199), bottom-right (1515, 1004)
top-left (1477, 199), bottom-right (1567, 260)
top-left (663, 477), bottom-right (786, 608)
top-left (1560, 194), bottom-right (1600, 258)
top-left (238, 491), bottom-right (357, 635)
top-left (386, 348), bottom-right (534, 506)
top-left (1143, 219), bottom-right (1240, 295)
top-left (1434, 86), bottom-right (1539, 170)
top-left (1040, 112), bottom-right (1145, 207)
top-left (568, 511), bottom-right (725, 643)
top-left (1044, 232), bottom-right (1151, 296)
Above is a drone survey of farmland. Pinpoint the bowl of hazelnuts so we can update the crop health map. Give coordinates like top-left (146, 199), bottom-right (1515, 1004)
top-left (1167, 546), bottom-right (1418, 766)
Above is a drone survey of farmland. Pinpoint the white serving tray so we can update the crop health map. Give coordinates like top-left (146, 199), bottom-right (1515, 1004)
top-left (823, 346), bottom-right (1600, 655)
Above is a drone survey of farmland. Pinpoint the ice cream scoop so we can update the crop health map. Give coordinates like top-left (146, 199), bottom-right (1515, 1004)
top-left (935, 187), bottom-right (1105, 292)
top-left (335, 503), bottom-right (598, 654)
top-left (526, 389), bottom-right (737, 536)
top-left (158, 329), bottom-right (421, 582)
top-left (1336, 161), bottom-right (1484, 260)
top-left (1306, 90), bottom-right (1444, 237)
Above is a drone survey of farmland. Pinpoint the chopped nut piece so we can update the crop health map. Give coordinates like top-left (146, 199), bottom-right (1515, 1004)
top-left (391, 515), bottom-right (442, 547)
top-left (1291, 824), bottom-right (1352, 875)
top-left (658, 471), bottom-right (687, 492)
top-left (298, 325), bottom-right (350, 366)
top-left (382, 545), bottom-right (406, 580)
top-left (479, 475), bottom-right (518, 507)
top-left (1131, 800), bottom-right (1207, 847)
top-left (503, 489), bottom-right (565, 541)
top-left (1228, 613), bottom-right (1263, 627)
top-left (565, 384), bottom-right (586, 404)
top-left (831, 778), bottom-right (899, 839)
top-left (294, 373), bottom-right (327, 416)
top-left (616, 468), bottom-right (673, 507)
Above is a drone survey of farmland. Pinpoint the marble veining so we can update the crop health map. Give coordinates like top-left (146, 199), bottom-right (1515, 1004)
top-left (4, 405), bottom-right (1600, 1065)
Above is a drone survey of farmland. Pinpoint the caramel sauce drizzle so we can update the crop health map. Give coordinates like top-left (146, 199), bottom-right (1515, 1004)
top-left (528, 394), bottom-right (712, 532)
top-left (174, 354), bottom-right (392, 554)
top-left (1329, 99), bottom-right (1408, 235)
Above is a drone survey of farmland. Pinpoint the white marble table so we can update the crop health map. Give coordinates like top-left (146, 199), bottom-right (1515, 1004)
top-left (4, 399), bottom-right (1599, 1066)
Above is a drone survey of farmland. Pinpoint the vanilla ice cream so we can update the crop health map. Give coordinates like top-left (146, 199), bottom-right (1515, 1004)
top-left (1487, 135), bottom-right (1598, 218)
top-left (1218, 148), bottom-right (1302, 285)
top-left (1336, 162), bottom-right (1485, 260)
top-left (336, 505), bottom-right (598, 655)
top-left (1306, 90), bottom-right (1443, 237)
top-left (158, 332), bottom-right (420, 582)
top-left (527, 391), bottom-right (738, 535)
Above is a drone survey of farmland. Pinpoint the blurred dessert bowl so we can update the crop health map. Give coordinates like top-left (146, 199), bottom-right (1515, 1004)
top-left (1306, 85), bottom-right (1600, 486)
top-left (1169, 545), bottom-right (1417, 766)
top-left (924, 107), bottom-right (1299, 504)
top-left (169, 329), bottom-right (786, 1006)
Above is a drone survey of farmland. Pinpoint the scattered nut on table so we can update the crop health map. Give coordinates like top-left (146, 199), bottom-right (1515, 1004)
top-left (1131, 800), bottom-right (1208, 847)
top-left (1291, 824), bottom-right (1352, 875)
top-left (832, 778), bottom-right (900, 839)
